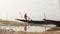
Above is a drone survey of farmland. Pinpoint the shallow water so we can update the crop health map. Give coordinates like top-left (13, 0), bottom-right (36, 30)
top-left (0, 25), bottom-right (56, 32)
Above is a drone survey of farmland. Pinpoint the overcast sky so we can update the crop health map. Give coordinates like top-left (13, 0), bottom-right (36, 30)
top-left (0, 0), bottom-right (60, 21)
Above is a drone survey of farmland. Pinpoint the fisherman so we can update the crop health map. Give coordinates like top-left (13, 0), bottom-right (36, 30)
top-left (24, 13), bottom-right (27, 20)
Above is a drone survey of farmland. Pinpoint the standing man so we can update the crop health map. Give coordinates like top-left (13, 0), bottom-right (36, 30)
top-left (24, 13), bottom-right (27, 20)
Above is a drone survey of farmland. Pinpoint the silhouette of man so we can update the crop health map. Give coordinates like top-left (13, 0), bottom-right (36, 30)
top-left (24, 13), bottom-right (27, 20)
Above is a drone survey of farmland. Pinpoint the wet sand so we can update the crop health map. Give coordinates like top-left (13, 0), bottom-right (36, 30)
top-left (0, 29), bottom-right (60, 34)
top-left (0, 19), bottom-right (60, 34)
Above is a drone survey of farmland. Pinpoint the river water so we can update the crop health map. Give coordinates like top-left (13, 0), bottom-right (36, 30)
top-left (0, 25), bottom-right (56, 32)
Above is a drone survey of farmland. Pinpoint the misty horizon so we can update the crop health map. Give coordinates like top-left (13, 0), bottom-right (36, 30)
top-left (0, 0), bottom-right (60, 21)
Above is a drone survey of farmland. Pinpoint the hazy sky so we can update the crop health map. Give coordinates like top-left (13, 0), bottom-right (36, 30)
top-left (0, 0), bottom-right (60, 21)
